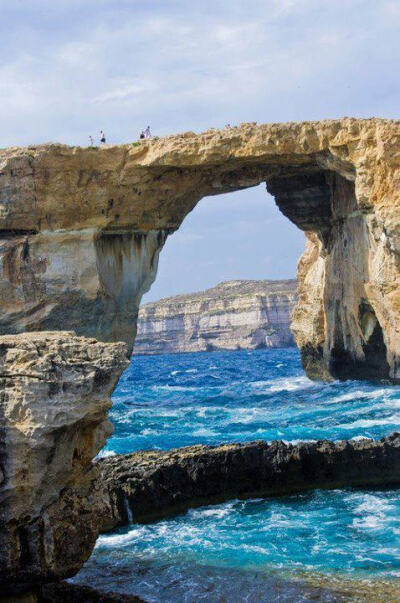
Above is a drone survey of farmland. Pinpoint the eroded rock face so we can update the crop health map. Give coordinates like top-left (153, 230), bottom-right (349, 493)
top-left (134, 279), bottom-right (297, 354)
top-left (0, 332), bottom-right (128, 594)
top-left (0, 229), bottom-right (166, 352)
top-left (0, 118), bottom-right (399, 380)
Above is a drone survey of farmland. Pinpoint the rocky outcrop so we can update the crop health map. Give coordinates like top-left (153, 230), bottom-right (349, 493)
top-left (98, 433), bottom-right (400, 529)
top-left (0, 332), bottom-right (128, 595)
top-left (134, 279), bottom-right (297, 354)
top-left (0, 118), bottom-right (399, 380)
top-left (1, 118), bottom-right (400, 596)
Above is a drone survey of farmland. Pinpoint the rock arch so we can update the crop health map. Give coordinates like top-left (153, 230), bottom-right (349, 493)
top-left (0, 118), bottom-right (399, 381)
top-left (1, 117), bottom-right (400, 595)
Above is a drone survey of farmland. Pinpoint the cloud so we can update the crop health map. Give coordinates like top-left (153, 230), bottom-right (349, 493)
top-left (0, 1), bottom-right (397, 299)
top-left (0, 0), bottom-right (398, 147)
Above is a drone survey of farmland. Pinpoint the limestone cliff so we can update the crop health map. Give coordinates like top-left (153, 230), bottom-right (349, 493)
top-left (134, 279), bottom-right (297, 354)
top-left (0, 332), bottom-right (127, 594)
top-left (1, 117), bottom-right (400, 594)
top-left (0, 118), bottom-right (399, 380)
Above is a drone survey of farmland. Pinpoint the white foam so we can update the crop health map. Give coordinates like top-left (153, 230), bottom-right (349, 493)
top-left (192, 428), bottom-right (218, 437)
top-left (151, 385), bottom-right (197, 392)
top-left (96, 449), bottom-right (116, 459)
top-left (190, 507), bottom-right (231, 519)
top-left (281, 439), bottom-right (317, 445)
top-left (351, 493), bottom-right (394, 533)
top-left (242, 544), bottom-right (269, 555)
top-left (330, 387), bottom-right (399, 405)
top-left (141, 428), bottom-right (160, 436)
top-left (340, 416), bottom-right (400, 430)
top-left (97, 527), bottom-right (145, 548)
top-left (259, 375), bottom-right (315, 393)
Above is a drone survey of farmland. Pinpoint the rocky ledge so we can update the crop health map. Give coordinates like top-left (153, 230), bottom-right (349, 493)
top-left (98, 433), bottom-right (400, 528)
top-left (134, 279), bottom-right (297, 354)
top-left (0, 332), bottom-right (128, 595)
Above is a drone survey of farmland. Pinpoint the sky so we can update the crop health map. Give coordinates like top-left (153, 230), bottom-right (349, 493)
top-left (0, 0), bottom-right (399, 301)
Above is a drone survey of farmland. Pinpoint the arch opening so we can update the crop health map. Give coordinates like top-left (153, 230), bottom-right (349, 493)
top-left (135, 162), bottom-right (386, 383)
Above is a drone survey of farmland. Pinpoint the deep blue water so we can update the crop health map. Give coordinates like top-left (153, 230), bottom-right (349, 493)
top-left (75, 349), bottom-right (400, 601)
top-left (102, 348), bottom-right (400, 454)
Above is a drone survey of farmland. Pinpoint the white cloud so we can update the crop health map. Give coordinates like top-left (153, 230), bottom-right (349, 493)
top-left (0, 0), bottom-right (398, 147)
top-left (0, 0), bottom-right (397, 298)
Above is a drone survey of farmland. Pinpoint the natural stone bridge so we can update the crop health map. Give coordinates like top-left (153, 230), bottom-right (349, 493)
top-left (1, 117), bottom-right (400, 597)
top-left (1, 118), bottom-right (400, 380)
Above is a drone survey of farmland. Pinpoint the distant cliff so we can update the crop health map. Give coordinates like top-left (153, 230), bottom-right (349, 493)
top-left (134, 279), bottom-right (297, 354)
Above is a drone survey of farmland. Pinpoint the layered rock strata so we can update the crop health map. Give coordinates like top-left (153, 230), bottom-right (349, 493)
top-left (0, 118), bottom-right (399, 379)
top-left (98, 433), bottom-right (400, 528)
top-left (134, 279), bottom-right (297, 354)
top-left (0, 332), bottom-right (128, 594)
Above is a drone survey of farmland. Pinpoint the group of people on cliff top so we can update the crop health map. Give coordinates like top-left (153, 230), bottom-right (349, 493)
top-left (139, 126), bottom-right (152, 139)
top-left (89, 131), bottom-right (106, 146)
top-left (89, 123), bottom-right (236, 146)
top-left (89, 126), bottom-right (152, 146)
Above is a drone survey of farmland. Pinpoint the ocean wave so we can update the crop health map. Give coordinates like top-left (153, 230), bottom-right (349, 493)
top-left (151, 385), bottom-right (198, 392)
top-left (191, 428), bottom-right (218, 437)
top-left (95, 449), bottom-right (116, 459)
top-left (247, 376), bottom-right (308, 392)
top-left (340, 416), bottom-right (400, 430)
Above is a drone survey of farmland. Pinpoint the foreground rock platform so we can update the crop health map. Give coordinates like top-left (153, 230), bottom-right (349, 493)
top-left (98, 432), bottom-right (400, 528)
top-left (0, 332), bottom-right (128, 594)
top-left (1, 118), bottom-right (400, 380)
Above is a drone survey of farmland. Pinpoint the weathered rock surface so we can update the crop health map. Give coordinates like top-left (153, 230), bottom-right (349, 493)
top-left (0, 118), bottom-right (399, 380)
top-left (134, 279), bottom-right (297, 354)
top-left (0, 332), bottom-right (128, 594)
top-left (98, 433), bottom-right (400, 528)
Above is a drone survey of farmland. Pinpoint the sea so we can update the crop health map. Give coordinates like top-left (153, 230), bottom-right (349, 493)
top-left (73, 348), bottom-right (400, 602)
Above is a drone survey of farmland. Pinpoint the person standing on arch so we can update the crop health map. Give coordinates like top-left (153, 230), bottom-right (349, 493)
top-left (144, 125), bottom-right (151, 138)
top-left (100, 130), bottom-right (106, 144)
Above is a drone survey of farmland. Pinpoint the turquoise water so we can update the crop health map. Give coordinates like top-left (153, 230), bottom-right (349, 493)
top-left (76, 349), bottom-right (400, 601)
